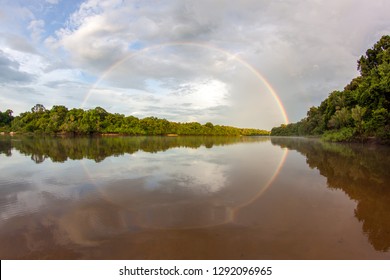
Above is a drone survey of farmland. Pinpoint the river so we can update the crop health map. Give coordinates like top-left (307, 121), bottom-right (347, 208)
top-left (0, 135), bottom-right (389, 259)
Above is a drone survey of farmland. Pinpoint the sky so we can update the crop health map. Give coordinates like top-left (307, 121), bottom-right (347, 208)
top-left (0, 0), bottom-right (389, 129)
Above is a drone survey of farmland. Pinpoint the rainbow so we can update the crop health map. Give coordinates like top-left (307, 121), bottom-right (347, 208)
top-left (81, 42), bottom-right (289, 124)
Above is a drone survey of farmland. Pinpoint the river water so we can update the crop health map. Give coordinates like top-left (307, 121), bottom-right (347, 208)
top-left (0, 135), bottom-right (389, 259)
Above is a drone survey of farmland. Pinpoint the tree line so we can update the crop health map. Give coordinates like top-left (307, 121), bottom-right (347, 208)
top-left (271, 35), bottom-right (390, 143)
top-left (0, 104), bottom-right (269, 136)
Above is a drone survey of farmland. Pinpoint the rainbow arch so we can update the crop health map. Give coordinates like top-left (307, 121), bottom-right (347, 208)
top-left (81, 42), bottom-right (289, 124)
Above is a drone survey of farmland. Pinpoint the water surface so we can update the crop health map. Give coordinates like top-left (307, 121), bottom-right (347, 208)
top-left (0, 135), bottom-right (389, 259)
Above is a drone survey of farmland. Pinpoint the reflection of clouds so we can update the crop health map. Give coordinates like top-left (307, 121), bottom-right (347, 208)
top-left (85, 147), bottom-right (233, 194)
top-left (0, 181), bottom-right (31, 221)
top-left (172, 159), bottom-right (228, 193)
top-left (0, 151), bottom-right (95, 222)
top-left (89, 143), bottom-right (285, 230)
top-left (0, 140), bottom-right (286, 256)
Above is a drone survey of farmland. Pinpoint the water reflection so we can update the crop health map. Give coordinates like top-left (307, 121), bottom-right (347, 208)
top-left (1, 135), bottom-right (389, 259)
top-left (271, 137), bottom-right (390, 252)
top-left (4, 135), bottom-right (268, 163)
top-left (0, 136), bottom-right (12, 156)
top-left (0, 135), bottom-right (286, 259)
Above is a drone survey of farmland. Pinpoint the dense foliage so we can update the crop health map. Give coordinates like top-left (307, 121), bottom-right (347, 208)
top-left (0, 110), bottom-right (14, 128)
top-left (0, 104), bottom-right (269, 136)
top-left (271, 35), bottom-right (390, 143)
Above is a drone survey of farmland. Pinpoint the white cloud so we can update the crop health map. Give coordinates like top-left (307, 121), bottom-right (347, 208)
top-left (45, 0), bottom-right (60, 4)
top-left (1, 33), bottom-right (38, 54)
top-left (0, 50), bottom-right (35, 84)
top-left (168, 80), bottom-right (230, 110)
top-left (28, 19), bottom-right (45, 42)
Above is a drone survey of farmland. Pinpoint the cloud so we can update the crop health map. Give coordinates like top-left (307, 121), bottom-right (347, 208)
top-left (28, 19), bottom-right (45, 42)
top-left (45, 0), bottom-right (60, 4)
top-left (2, 0), bottom-right (390, 126)
top-left (1, 33), bottom-right (38, 54)
top-left (80, 42), bottom-right (286, 128)
top-left (49, 0), bottom-right (234, 72)
top-left (0, 50), bottom-right (35, 84)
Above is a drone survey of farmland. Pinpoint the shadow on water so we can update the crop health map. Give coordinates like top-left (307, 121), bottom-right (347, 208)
top-left (271, 137), bottom-right (390, 252)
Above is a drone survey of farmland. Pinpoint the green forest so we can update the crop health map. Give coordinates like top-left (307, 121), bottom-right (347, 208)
top-left (271, 35), bottom-right (390, 143)
top-left (0, 104), bottom-right (268, 136)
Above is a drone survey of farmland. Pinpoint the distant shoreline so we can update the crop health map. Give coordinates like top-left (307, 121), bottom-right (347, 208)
top-left (0, 105), bottom-right (270, 137)
top-left (0, 131), bottom-right (270, 137)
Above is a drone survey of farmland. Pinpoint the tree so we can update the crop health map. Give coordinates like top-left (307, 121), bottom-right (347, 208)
top-left (4, 104), bottom-right (269, 136)
top-left (358, 35), bottom-right (390, 76)
top-left (328, 108), bottom-right (351, 129)
top-left (0, 109), bottom-right (14, 127)
top-left (48, 105), bottom-right (68, 132)
top-left (271, 35), bottom-right (390, 143)
top-left (31, 104), bottom-right (47, 113)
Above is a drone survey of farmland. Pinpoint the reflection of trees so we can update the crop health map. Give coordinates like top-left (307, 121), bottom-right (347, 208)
top-left (271, 137), bottom-right (390, 252)
top-left (31, 154), bottom-right (47, 164)
top-left (0, 136), bottom-right (12, 156)
top-left (9, 136), bottom-right (269, 163)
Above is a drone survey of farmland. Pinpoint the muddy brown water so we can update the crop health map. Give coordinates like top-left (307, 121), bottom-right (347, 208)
top-left (0, 135), bottom-right (389, 259)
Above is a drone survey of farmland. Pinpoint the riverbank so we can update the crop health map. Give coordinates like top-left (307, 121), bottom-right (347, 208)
top-left (0, 131), bottom-right (270, 138)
